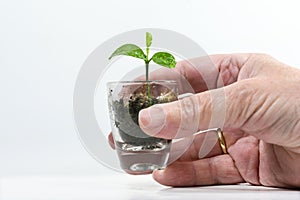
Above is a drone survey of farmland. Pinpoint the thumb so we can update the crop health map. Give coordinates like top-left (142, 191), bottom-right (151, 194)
top-left (138, 80), bottom-right (255, 139)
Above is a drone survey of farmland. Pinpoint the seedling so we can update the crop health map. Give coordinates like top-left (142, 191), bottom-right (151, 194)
top-left (107, 32), bottom-right (178, 146)
top-left (109, 32), bottom-right (176, 98)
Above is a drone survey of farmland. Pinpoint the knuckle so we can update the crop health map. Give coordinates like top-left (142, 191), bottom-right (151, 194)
top-left (225, 80), bottom-right (257, 128)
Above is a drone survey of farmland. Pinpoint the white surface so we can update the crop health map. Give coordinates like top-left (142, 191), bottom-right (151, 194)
top-left (1, 175), bottom-right (300, 200)
top-left (0, 0), bottom-right (300, 180)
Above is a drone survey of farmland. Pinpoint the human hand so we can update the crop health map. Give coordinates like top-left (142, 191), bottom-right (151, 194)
top-left (136, 54), bottom-right (300, 188)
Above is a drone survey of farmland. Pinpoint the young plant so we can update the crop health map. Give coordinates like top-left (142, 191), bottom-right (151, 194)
top-left (109, 32), bottom-right (176, 98)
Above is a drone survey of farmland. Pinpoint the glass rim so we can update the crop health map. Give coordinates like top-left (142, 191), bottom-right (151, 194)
top-left (107, 80), bottom-right (177, 86)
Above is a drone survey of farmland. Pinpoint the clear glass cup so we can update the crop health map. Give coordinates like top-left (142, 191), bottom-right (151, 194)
top-left (107, 80), bottom-right (178, 174)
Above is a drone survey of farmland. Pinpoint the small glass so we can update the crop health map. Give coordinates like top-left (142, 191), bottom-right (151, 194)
top-left (107, 81), bottom-right (178, 174)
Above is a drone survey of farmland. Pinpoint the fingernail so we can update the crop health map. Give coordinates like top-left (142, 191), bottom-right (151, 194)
top-left (139, 105), bottom-right (165, 136)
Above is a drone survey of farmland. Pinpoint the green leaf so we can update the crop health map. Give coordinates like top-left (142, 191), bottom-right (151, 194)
top-left (146, 32), bottom-right (152, 48)
top-left (151, 52), bottom-right (176, 68)
top-left (109, 44), bottom-right (146, 60)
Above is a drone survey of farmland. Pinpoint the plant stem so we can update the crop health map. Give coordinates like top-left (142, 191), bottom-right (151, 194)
top-left (145, 62), bottom-right (150, 99)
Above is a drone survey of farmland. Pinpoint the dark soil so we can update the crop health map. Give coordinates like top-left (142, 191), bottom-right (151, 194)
top-left (111, 83), bottom-right (177, 146)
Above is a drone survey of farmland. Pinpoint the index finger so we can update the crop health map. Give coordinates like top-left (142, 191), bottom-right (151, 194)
top-left (143, 54), bottom-right (251, 94)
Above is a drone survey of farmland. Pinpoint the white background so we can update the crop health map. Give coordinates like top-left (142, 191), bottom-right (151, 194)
top-left (1, 0), bottom-right (300, 177)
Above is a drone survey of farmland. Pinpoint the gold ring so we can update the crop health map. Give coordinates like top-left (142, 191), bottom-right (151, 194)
top-left (217, 128), bottom-right (228, 154)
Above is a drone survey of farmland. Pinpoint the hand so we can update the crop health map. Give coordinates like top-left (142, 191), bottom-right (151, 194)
top-left (136, 54), bottom-right (300, 188)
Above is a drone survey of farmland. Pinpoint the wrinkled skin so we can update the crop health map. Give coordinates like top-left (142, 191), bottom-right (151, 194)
top-left (109, 54), bottom-right (300, 188)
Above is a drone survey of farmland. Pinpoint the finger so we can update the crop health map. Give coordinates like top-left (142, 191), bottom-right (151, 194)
top-left (173, 53), bottom-right (251, 92)
top-left (168, 130), bottom-right (244, 164)
top-left (153, 155), bottom-right (244, 186)
top-left (136, 54), bottom-right (252, 94)
top-left (139, 93), bottom-right (207, 139)
top-left (108, 132), bottom-right (115, 149)
top-left (139, 79), bottom-right (259, 139)
top-left (168, 130), bottom-right (220, 164)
